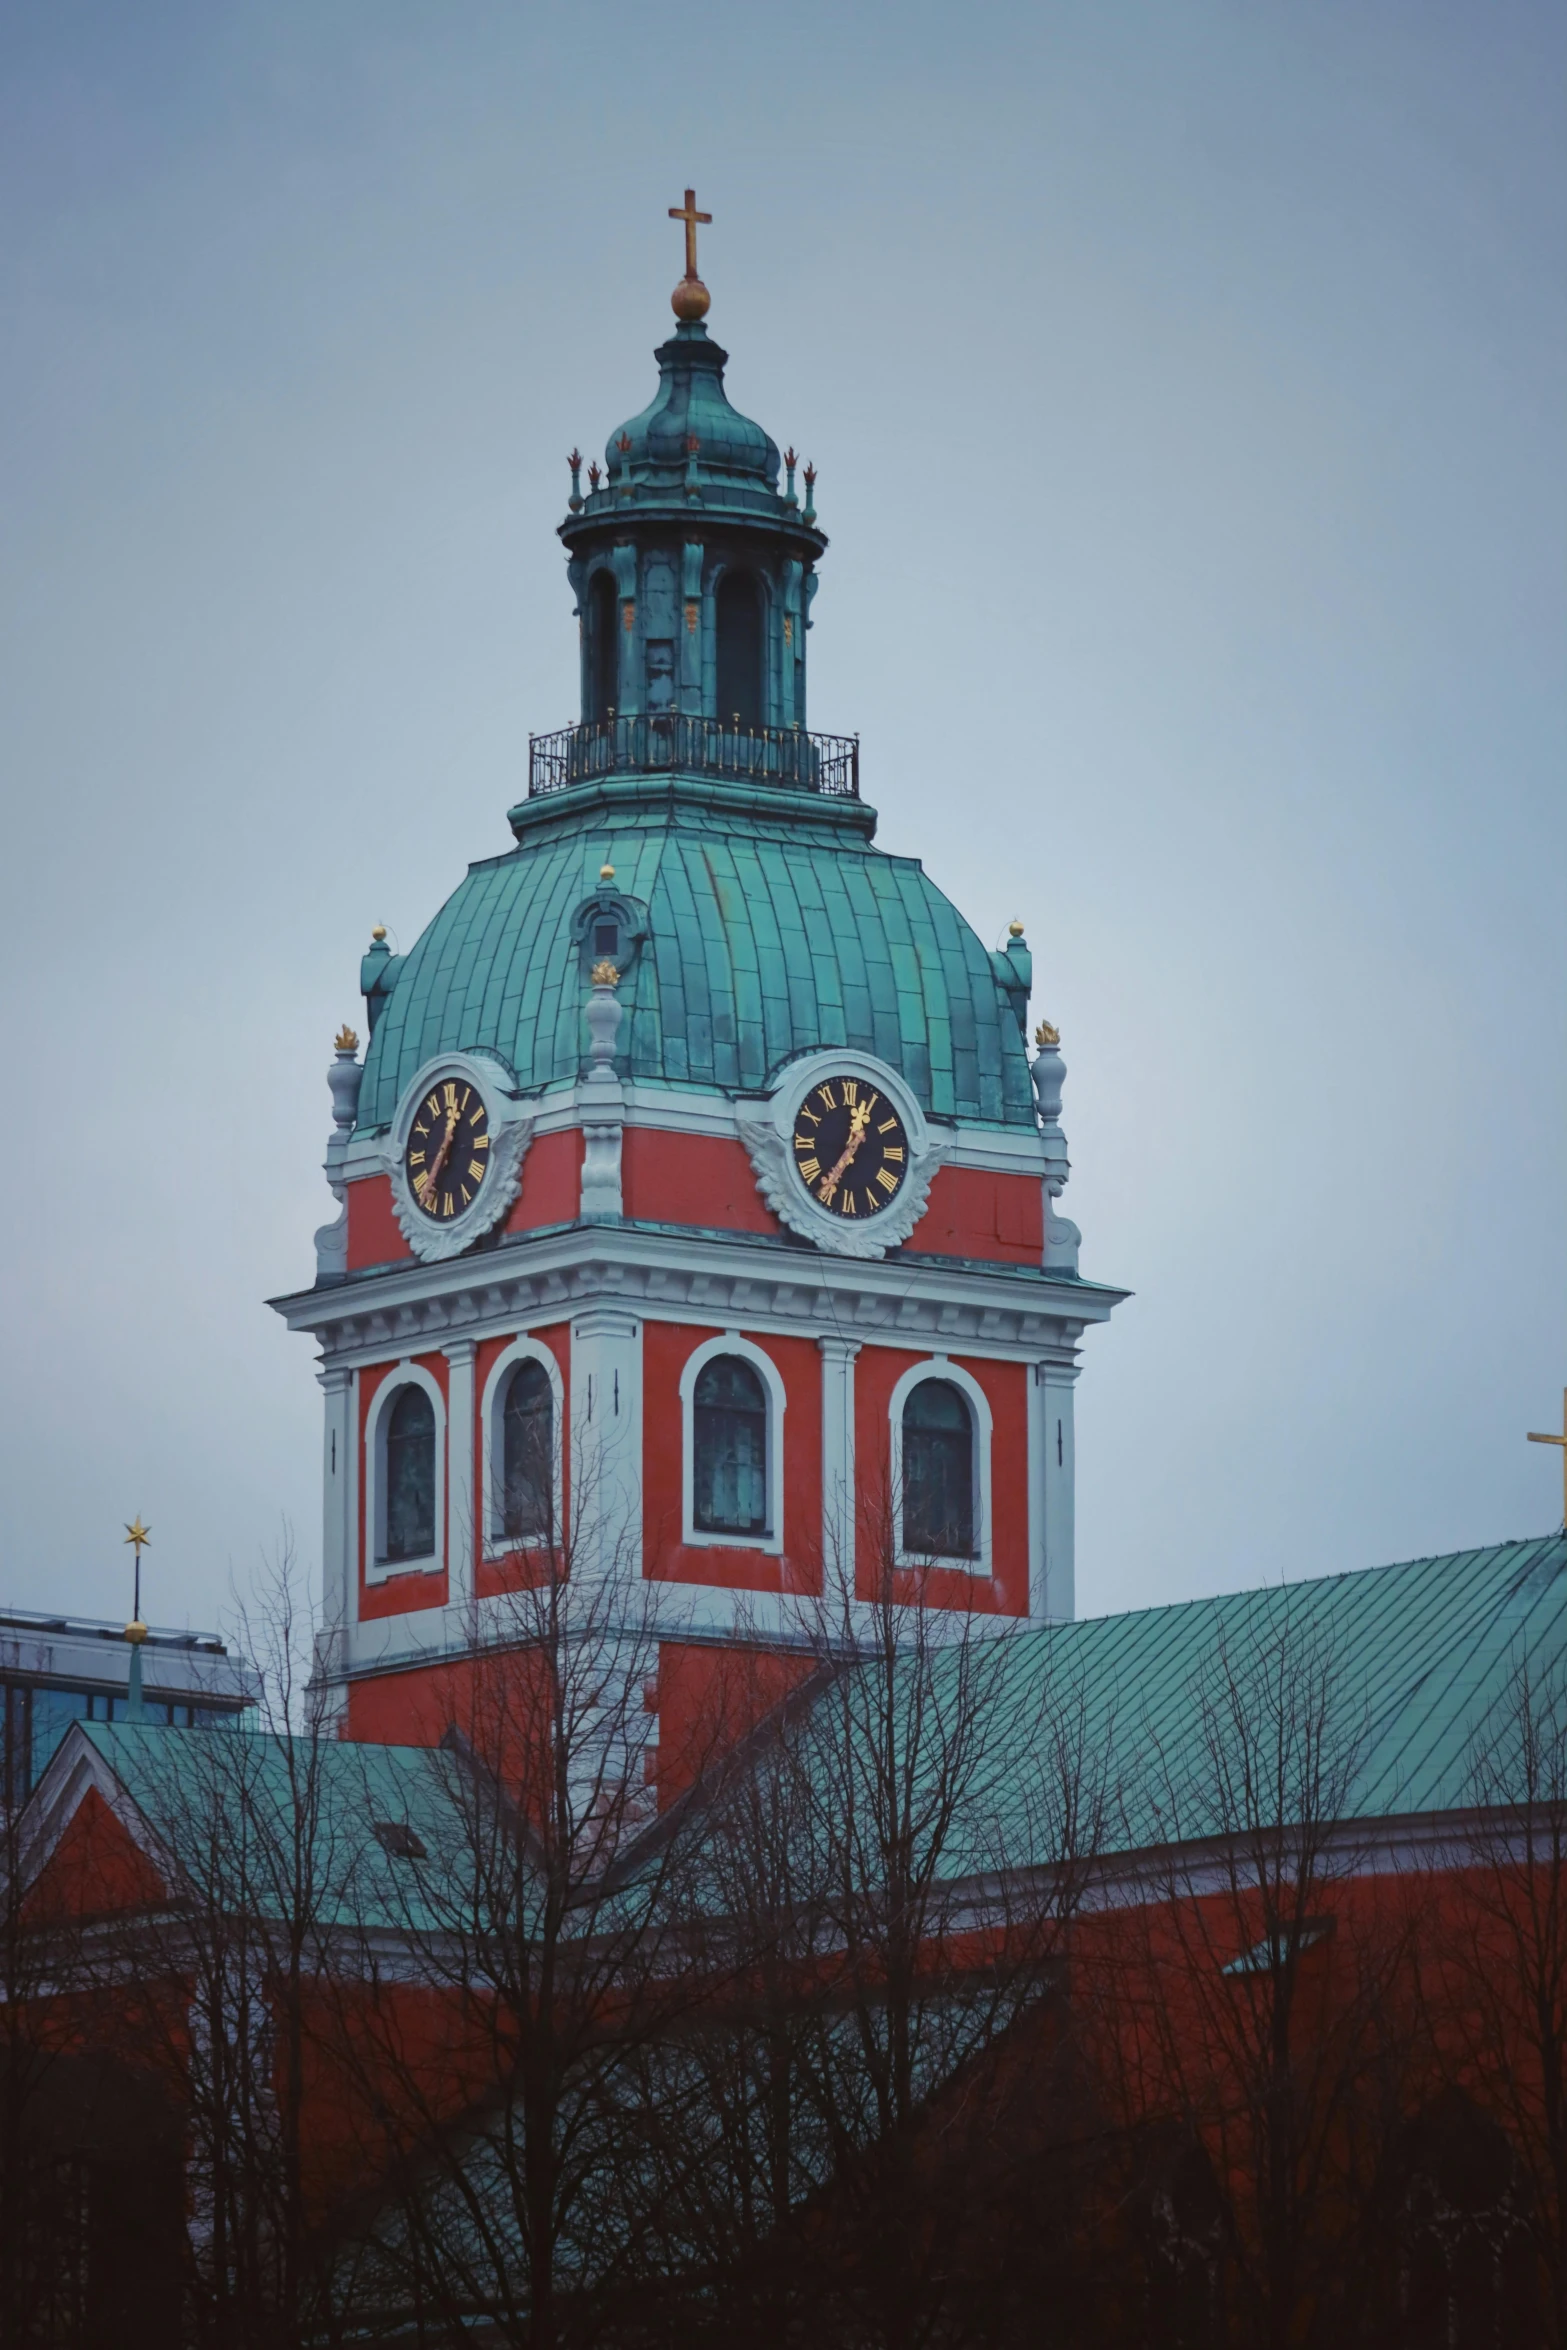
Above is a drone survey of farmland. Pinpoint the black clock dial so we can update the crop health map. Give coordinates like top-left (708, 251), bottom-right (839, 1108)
top-left (791, 1076), bottom-right (909, 1220)
top-left (405, 1078), bottom-right (491, 1222)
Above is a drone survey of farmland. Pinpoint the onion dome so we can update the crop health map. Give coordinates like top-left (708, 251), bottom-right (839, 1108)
top-left (600, 321), bottom-right (783, 520)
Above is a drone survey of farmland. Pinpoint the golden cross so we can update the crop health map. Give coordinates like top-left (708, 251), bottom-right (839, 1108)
top-left (1528, 1390), bottom-right (1567, 1525)
top-left (668, 188), bottom-right (711, 281)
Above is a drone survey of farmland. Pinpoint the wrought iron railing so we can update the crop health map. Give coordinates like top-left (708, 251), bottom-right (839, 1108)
top-left (527, 715), bottom-right (859, 799)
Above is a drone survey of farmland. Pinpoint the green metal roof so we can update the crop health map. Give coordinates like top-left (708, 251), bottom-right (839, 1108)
top-left (358, 776), bottom-right (1038, 1133)
top-left (962, 1533), bottom-right (1567, 1874)
top-left (72, 1722), bottom-right (469, 1935)
top-left (51, 1536), bottom-right (1567, 1931)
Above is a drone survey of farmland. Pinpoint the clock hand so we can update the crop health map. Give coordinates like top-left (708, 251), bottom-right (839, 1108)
top-left (417, 1109), bottom-right (459, 1201)
top-left (816, 1100), bottom-right (873, 1205)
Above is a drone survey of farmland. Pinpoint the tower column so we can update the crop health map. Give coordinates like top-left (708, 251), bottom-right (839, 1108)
top-left (1032, 1363), bottom-right (1077, 1622)
top-left (680, 541), bottom-right (704, 712)
top-left (570, 1308), bottom-right (643, 1578)
top-left (444, 1339), bottom-right (478, 1616)
top-left (819, 1337), bottom-right (861, 1588)
top-left (319, 1365), bottom-right (355, 1645)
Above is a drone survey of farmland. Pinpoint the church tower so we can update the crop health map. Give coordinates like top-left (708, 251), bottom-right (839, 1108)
top-left (272, 202), bottom-right (1125, 1773)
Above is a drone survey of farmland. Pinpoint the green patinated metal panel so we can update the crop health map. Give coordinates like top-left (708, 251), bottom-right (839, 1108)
top-left (357, 793), bottom-right (1036, 1133)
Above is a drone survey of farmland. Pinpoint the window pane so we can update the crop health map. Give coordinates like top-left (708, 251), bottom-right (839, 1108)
top-left (386, 1385), bottom-right (437, 1561)
top-left (501, 1359), bottom-right (554, 1541)
top-left (902, 1380), bottom-right (975, 1557)
top-left (693, 1355), bottom-right (768, 1535)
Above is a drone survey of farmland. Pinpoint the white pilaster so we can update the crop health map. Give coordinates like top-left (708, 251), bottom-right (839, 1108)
top-left (319, 1365), bottom-right (355, 1645)
top-left (580, 975), bottom-right (625, 1217)
top-left (819, 1337), bottom-right (860, 1587)
top-left (569, 1307), bottom-right (643, 1580)
top-left (444, 1339), bottom-right (478, 1617)
top-left (1032, 1365), bottom-right (1077, 1622)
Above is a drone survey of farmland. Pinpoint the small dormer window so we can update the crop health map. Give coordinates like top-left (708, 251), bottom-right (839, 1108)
top-left (593, 919), bottom-right (620, 960)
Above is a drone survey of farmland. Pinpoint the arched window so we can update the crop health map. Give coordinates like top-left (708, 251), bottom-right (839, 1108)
top-left (384, 1385), bottom-right (436, 1563)
top-left (902, 1380), bottom-right (975, 1558)
top-left (692, 1355), bottom-right (769, 1536)
top-left (715, 569), bottom-right (763, 732)
top-left (587, 571), bottom-right (618, 724)
top-left (501, 1358), bottom-right (554, 1542)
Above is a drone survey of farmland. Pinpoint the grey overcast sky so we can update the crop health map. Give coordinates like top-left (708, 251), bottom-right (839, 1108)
top-left (2, 0), bottom-right (1563, 1635)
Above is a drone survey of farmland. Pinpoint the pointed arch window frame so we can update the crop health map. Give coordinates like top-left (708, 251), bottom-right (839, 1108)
top-left (365, 1360), bottom-right (447, 1584)
top-left (480, 1336), bottom-right (567, 1560)
top-left (887, 1357), bottom-right (994, 1577)
top-left (679, 1331), bottom-right (786, 1554)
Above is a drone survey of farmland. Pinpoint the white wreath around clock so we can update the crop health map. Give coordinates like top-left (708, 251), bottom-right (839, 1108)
top-left (737, 1049), bottom-right (949, 1260)
top-left (383, 1052), bottom-right (535, 1265)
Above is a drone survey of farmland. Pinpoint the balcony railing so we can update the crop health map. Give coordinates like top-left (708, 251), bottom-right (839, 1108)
top-left (527, 715), bottom-right (859, 799)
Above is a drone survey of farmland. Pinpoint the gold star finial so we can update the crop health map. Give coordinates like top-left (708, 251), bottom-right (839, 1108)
top-left (124, 1516), bottom-right (152, 1556)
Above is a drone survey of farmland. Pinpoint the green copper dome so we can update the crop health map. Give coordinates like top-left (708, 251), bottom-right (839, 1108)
top-left (604, 322), bottom-right (780, 515)
top-left (357, 777), bottom-right (1037, 1135)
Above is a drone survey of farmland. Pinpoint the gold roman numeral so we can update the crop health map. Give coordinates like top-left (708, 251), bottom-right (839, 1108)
top-left (841, 1191), bottom-right (857, 1214)
top-left (797, 1158), bottom-right (820, 1182)
top-left (878, 1117), bottom-right (898, 1134)
top-left (442, 1193), bottom-right (455, 1216)
top-left (815, 1082), bottom-right (837, 1110)
top-left (473, 1132), bottom-right (489, 1150)
top-left (408, 1150), bottom-right (425, 1166)
top-left (885, 1146), bottom-right (905, 1163)
top-left (468, 1160), bottom-right (485, 1181)
top-left (841, 1079), bottom-right (858, 1106)
top-left (425, 1095), bottom-right (441, 1120)
top-left (461, 1186), bottom-right (471, 1206)
top-left (875, 1166), bottom-right (898, 1193)
top-left (443, 1081), bottom-right (458, 1110)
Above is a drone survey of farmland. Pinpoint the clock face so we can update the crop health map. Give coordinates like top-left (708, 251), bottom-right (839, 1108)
top-left (405, 1077), bottom-right (491, 1222)
top-left (791, 1075), bottom-right (909, 1221)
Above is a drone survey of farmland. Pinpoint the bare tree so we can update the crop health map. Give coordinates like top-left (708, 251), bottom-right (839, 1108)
top-left (619, 1499), bottom-right (1111, 2350)
top-left (1083, 1586), bottom-right (1422, 2350)
top-left (1429, 1650), bottom-right (1567, 2344)
top-left (330, 1431), bottom-right (717, 2350)
top-left (85, 1539), bottom-right (357, 2349)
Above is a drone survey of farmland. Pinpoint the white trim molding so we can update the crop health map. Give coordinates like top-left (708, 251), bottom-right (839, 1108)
top-left (679, 1330), bottom-right (786, 1555)
top-left (479, 1336), bottom-right (567, 1560)
top-left (887, 1356), bottom-right (994, 1576)
top-left (736, 1049), bottom-right (950, 1260)
top-left (364, 1359), bottom-right (447, 1586)
top-left (383, 1052), bottom-right (536, 1265)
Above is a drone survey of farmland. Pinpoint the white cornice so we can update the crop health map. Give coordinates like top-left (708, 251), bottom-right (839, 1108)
top-left (271, 1220), bottom-right (1124, 1369)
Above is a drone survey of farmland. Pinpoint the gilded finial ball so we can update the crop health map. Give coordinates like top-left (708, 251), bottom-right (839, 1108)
top-left (124, 1619), bottom-right (148, 1646)
top-left (1008, 920), bottom-right (1026, 939)
top-left (599, 863), bottom-right (616, 883)
top-left (371, 923), bottom-right (387, 942)
top-left (671, 275), bottom-right (711, 322)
